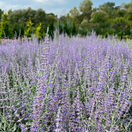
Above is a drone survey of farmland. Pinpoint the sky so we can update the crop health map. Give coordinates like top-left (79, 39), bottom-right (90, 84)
top-left (0, 0), bottom-right (131, 16)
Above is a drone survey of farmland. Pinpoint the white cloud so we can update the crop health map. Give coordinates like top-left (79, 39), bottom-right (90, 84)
top-left (0, 1), bottom-right (4, 6)
top-left (0, 1), bottom-right (31, 12)
top-left (0, 1), bottom-right (17, 11)
top-left (35, 0), bottom-right (66, 5)
top-left (0, 0), bottom-right (68, 16)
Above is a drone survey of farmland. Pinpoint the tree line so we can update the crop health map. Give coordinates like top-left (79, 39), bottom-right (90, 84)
top-left (0, 0), bottom-right (132, 39)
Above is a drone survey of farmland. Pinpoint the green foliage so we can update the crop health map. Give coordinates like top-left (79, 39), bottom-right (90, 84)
top-left (79, 0), bottom-right (93, 21)
top-left (99, 2), bottom-right (116, 18)
top-left (48, 22), bottom-right (55, 40)
top-left (69, 7), bottom-right (80, 19)
top-left (90, 11), bottom-right (109, 35)
top-left (57, 15), bottom-right (78, 37)
top-left (0, 9), bottom-right (3, 20)
top-left (8, 8), bottom-right (46, 25)
top-left (0, 0), bottom-right (132, 39)
top-left (112, 17), bottom-right (130, 36)
top-left (79, 0), bottom-right (93, 14)
top-left (0, 13), bottom-right (9, 38)
top-left (90, 11), bottom-right (108, 23)
top-left (71, 22), bottom-right (78, 35)
top-left (34, 23), bottom-right (42, 39)
top-left (125, 0), bottom-right (132, 20)
top-left (46, 13), bottom-right (57, 25)
top-left (0, 116), bottom-right (19, 132)
top-left (24, 18), bottom-right (33, 37)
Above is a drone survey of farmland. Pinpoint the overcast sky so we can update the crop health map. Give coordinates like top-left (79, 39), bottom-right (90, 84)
top-left (0, 0), bottom-right (130, 16)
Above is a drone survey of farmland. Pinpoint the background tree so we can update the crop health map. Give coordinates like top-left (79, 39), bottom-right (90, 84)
top-left (69, 7), bottom-right (80, 25)
top-left (0, 0), bottom-right (132, 39)
top-left (48, 22), bottom-right (55, 40)
top-left (69, 7), bottom-right (80, 19)
top-left (111, 17), bottom-right (131, 38)
top-left (99, 2), bottom-right (116, 18)
top-left (0, 13), bottom-right (10, 38)
top-left (125, 0), bottom-right (132, 21)
top-left (34, 8), bottom-right (46, 24)
top-left (0, 9), bottom-right (3, 21)
top-left (79, 0), bottom-right (93, 20)
top-left (34, 23), bottom-right (43, 39)
top-left (90, 11), bottom-right (109, 35)
top-left (24, 18), bottom-right (33, 37)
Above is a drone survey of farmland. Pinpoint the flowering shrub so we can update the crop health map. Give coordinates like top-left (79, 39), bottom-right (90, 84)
top-left (0, 35), bottom-right (132, 132)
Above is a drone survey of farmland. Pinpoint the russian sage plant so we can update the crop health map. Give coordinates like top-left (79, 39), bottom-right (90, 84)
top-left (0, 35), bottom-right (132, 132)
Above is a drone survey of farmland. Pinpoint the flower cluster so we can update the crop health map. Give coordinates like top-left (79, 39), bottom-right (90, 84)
top-left (0, 35), bottom-right (132, 131)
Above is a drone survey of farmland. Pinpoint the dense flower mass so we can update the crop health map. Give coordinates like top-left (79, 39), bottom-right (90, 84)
top-left (0, 35), bottom-right (132, 132)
